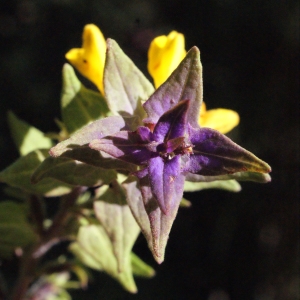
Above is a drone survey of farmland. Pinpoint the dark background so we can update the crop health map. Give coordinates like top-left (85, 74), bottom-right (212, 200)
top-left (0, 0), bottom-right (299, 299)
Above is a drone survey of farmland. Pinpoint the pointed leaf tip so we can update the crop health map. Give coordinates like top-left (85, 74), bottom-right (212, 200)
top-left (104, 38), bottom-right (154, 130)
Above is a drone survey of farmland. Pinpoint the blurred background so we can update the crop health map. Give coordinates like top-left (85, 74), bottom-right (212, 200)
top-left (0, 0), bottom-right (298, 299)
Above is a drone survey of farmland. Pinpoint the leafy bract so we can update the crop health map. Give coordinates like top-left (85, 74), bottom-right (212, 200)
top-left (70, 224), bottom-right (137, 293)
top-left (123, 176), bottom-right (179, 264)
top-left (7, 111), bottom-right (52, 156)
top-left (61, 64), bottom-right (109, 134)
top-left (50, 116), bottom-right (125, 157)
top-left (0, 150), bottom-right (72, 197)
top-left (143, 46), bottom-right (202, 128)
top-left (104, 39), bottom-right (155, 130)
top-left (93, 180), bottom-right (140, 272)
top-left (31, 156), bottom-right (117, 187)
top-left (0, 201), bottom-right (37, 258)
top-left (186, 126), bottom-right (271, 176)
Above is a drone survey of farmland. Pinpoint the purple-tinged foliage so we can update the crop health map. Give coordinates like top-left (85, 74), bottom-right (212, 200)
top-left (90, 100), bottom-right (271, 216)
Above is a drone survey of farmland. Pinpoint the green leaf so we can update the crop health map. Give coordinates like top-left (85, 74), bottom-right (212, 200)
top-left (131, 252), bottom-right (155, 278)
top-left (31, 156), bottom-right (117, 187)
top-left (70, 224), bottom-right (137, 293)
top-left (104, 39), bottom-right (155, 130)
top-left (93, 181), bottom-right (140, 272)
top-left (61, 64), bottom-right (109, 134)
top-left (0, 201), bottom-right (37, 258)
top-left (0, 150), bottom-right (72, 197)
top-left (180, 198), bottom-right (192, 207)
top-left (184, 179), bottom-right (241, 192)
top-left (143, 46), bottom-right (203, 129)
top-left (185, 171), bottom-right (271, 183)
top-left (50, 116), bottom-right (125, 157)
top-left (7, 111), bottom-right (52, 156)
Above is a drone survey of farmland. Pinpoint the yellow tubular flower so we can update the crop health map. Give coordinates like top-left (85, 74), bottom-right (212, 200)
top-left (199, 102), bottom-right (240, 134)
top-left (148, 31), bottom-right (240, 134)
top-left (65, 24), bottom-right (106, 94)
top-left (148, 31), bottom-right (186, 89)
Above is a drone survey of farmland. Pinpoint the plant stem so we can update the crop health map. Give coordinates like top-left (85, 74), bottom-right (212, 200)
top-left (10, 187), bottom-right (83, 300)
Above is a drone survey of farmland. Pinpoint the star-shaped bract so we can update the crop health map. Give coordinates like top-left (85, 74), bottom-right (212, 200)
top-left (90, 99), bottom-right (270, 214)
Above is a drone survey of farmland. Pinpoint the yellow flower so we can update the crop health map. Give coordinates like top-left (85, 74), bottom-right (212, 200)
top-left (199, 102), bottom-right (240, 134)
top-left (147, 31), bottom-right (186, 89)
top-left (65, 24), bottom-right (106, 94)
top-left (148, 31), bottom-right (240, 134)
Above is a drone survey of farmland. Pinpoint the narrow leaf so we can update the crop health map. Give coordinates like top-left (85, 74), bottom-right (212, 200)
top-left (7, 111), bottom-right (52, 156)
top-left (143, 46), bottom-right (202, 128)
top-left (104, 39), bottom-right (155, 129)
top-left (57, 146), bottom-right (137, 172)
top-left (32, 156), bottom-right (117, 187)
top-left (61, 64), bottom-right (109, 134)
top-left (184, 179), bottom-right (241, 192)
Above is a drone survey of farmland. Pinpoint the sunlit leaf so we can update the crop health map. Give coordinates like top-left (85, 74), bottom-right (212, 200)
top-left (184, 179), bottom-right (241, 192)
top-left (70, 224), bottom-right (137, 293)
top-left (0, 150), bottom-right (72, 197)
top-left (7, 111), bottom-right (52, 156)
top-left (104, 39), bottom-right (155, 129)
top-left (94, 181), bottom-right (140, 272)
top-left (61, 64), bottom-right (109, 134)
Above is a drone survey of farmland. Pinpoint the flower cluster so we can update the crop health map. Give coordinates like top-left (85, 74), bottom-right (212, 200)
top-left (54, 24), bottom-right (271, 262)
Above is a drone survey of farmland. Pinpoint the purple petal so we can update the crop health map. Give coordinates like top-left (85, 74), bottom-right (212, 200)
top-left (148, 155), bottom-right (184, 214)
top-left (89, 130), bottom-right (156, 165)
top-left (186, 126), bottom-right (271, 175)
top-left (152, 100), bottom-right (189, 143)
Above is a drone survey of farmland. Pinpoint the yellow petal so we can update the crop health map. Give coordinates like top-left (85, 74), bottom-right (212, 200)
top-left (199, 108), bottom-right (240, 134)
top-left (148, 31), bottom-right (186, 88)
top-left (65, 24), bottom-right (106, 94)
